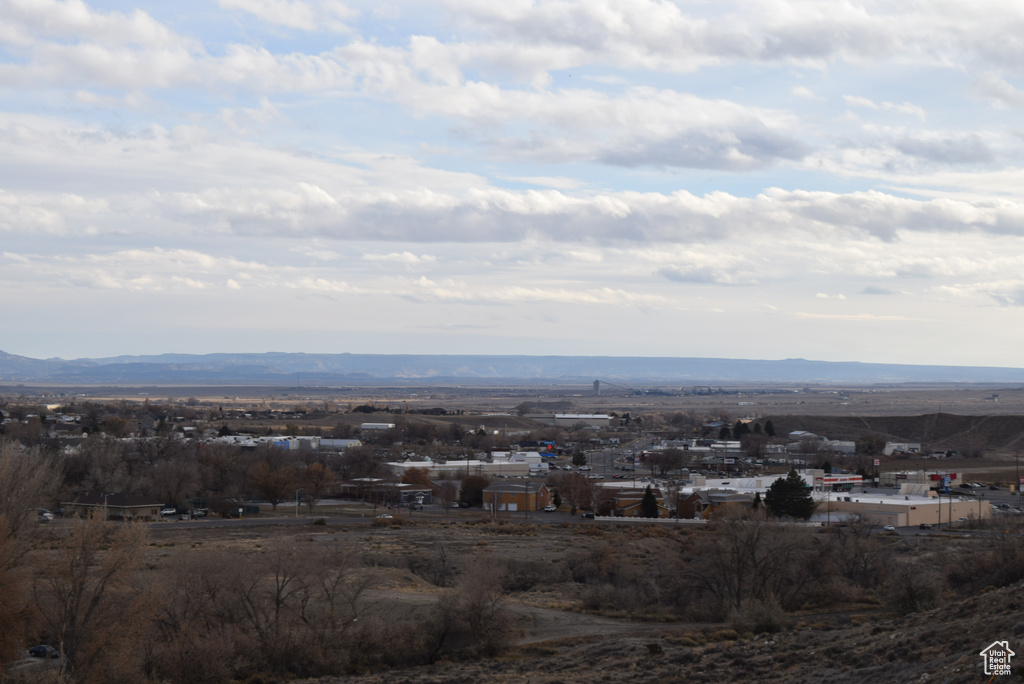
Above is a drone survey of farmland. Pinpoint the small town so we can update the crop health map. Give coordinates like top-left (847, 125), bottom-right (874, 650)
top-left (2, 388), bottom-right (1023, 683)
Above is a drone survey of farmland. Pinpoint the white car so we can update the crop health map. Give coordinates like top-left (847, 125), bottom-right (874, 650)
top-left (543, 504), bottom-right (557, 512)
top-left (160, 508), bottom-right (177, 517)
top-left (883, 525), bottom-right (896, 532)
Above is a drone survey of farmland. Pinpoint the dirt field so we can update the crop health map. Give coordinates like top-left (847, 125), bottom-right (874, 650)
top-left (138, 514), bottom-right (1021, 684)
top-left (10, 381), bottom-right (1024, 417)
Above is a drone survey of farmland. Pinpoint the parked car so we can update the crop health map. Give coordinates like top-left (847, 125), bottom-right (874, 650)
top-left (29, 645), bottom-right (59, 659)
top-left (376, 514), bottom-right (393, 519)
top-left (919, 523), bottom-right (933, 530)
top-left (160, 508), bottom-right (176, 517)
top-left (583, 512), bottom-right (595, 519)
top-left (543, 504), bottom-right (557, 512)
top-left (883, 525), bottom-right (896, 532)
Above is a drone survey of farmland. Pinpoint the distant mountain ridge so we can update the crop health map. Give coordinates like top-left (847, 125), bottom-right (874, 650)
top-left (2, 350), bottom-right (1024, 386)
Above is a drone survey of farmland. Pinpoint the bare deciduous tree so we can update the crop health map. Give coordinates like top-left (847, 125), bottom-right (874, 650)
top-left (428, 556), bottom-right (513, 661)
top-left (0, 441), bottom-right (62, 669)
top-left (436, 479), bottom-right (459, 513)
top-left (683, 510), bottom-right (812, 617)
top-left (646, 448), bottom-right (684, 477)
top-left (247, 447), bottom-right (295, 511)
top-left (558, 472), bottom-right (594, 514)
top-left (298, 461), bottom-right (337, 514)
top-left (0, 441), bottom-right (59, 539)
top-left (147, 551), bottom-right (237, 684)
top-left (34, 514), bottom-right (149, 683)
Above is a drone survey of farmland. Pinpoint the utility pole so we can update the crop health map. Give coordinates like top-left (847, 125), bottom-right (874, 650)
top-left (1017, 449), bottom-right (1021, 507)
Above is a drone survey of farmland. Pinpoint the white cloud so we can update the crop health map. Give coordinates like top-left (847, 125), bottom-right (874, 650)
top-left (362, 251), bottom-right (438, 264)
top-left (497, 175), bottom-right (587, 190)
top-left (218, 0), bottom-right (356, 33)
top-left (445, 0), bottom-right (1024, 75)
top-left (6, 1), bottom-right (1024, 365)
top-left (0, 0), bottom-right (184, 47)
top-left (844, 95), bottom-right (926, 121)
top-left (974, 71), bottom-right (1024, 108)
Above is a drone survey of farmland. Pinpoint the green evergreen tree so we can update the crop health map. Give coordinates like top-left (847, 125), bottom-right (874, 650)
top-left (640, 485), bottom-right (659, 518)
top-left (764, 420), bottom-right (776, 437)
top-left (764, 469), bottom-right (816, 519)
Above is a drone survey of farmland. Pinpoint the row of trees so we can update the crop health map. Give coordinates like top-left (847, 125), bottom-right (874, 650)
top-left (39, 433), bottom-right (398, 513)
top-left (0, 441), bottom-right (516, 683)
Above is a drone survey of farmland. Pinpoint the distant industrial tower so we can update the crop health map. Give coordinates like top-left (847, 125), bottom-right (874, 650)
top-left (594, 380), bottom-right (600, 396)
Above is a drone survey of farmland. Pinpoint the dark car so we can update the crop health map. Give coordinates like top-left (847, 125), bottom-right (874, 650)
top-left (29, 645), bottom-right (59, 658)
top-left (919, 523), bottom-right (934, 530)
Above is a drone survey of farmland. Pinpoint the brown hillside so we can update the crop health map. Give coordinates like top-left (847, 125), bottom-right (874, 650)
top-left (765, 413), bottom-right (1024, 455)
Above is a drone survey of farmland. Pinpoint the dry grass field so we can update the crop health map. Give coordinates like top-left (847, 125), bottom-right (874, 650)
top-left (132, 513), bottom-right (1024, 684)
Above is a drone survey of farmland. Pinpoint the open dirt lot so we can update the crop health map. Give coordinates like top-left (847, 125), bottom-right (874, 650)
top-left (139, 514), bottom-right (1023, 684)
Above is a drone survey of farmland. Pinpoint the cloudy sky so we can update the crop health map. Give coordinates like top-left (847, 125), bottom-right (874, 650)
top-left (4, 0), bottom-right (1024, 366)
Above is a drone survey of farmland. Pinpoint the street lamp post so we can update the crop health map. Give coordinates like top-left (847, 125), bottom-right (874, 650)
top-left (295, 488), bottom-right (303, 518)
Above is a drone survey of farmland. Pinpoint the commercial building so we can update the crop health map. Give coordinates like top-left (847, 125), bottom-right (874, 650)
top-left (387, 459), bottom-right (530, 478)
top-left (817, 491), bottom-right (990, 527)
top-left (62, 492), bottom-right (163, 521)
top-left (553, 414), bottom-right (613, 429)
top-left (483, 483), bottom-right (550, 512)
